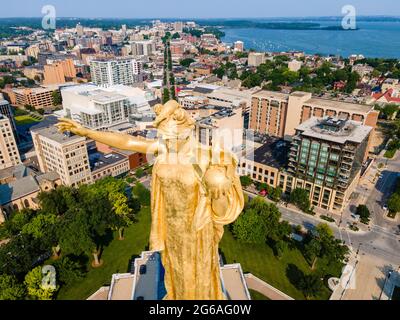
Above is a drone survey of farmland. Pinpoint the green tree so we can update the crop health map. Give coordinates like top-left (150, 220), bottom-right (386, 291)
top-left (3, 209), bottom-right (35, 237)
top-left (21, 213), bottom-right (60, 258)
top-left (388, 193), bottom-right (400, 214)
top-left (305, 239), bottom-right (322, 270)
top-left (52, 90), bottom-right (62, 106)
top-left (53, 256), bottom-right (86, 286)
top-left (132, 182), bottom-right (151, 207)
top-left (24, 266), bottom-right (57, 300)
top-left (290, 188), bottom-right (311, 212)
top-left (298, 274), bottom-right (323, 299)
top-left (0, 234), bottom-right (48, 277)
top-left (232, 208), bottom-right (266, 244)
top-left (0, 274), bottom-right (26, 300)
top-left (269, 187), bottom-right (282, 202)
top-left (163, 88), bottom-right (170, 104)
top-left (275, 240), bottom-right (288, 259)
top-left (240, 175), bottom-right (253, 187)
top-left (356, 205), bottom-right (371, 224)
top-left (180, 58), bottom-right (195, 68)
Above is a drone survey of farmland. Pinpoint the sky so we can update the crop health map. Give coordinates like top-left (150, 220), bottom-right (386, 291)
top-left (0, 0), bottom-right (399, 19)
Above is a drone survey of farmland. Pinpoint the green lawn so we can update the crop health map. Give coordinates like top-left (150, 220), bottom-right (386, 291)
top-left (220, 229), bottom-right (333, 300)
top-left (56, 207), bottom-right (152, 300)
top-left (15, 115), bottom-right (41, 126)
top-left (55, 207), bottom-right (335, 300)
top-left (249, 289), bottom-right (270, 300)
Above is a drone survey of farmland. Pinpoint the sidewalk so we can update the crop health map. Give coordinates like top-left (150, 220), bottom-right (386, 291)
top-left (244, 189), bottom-right (368, 235)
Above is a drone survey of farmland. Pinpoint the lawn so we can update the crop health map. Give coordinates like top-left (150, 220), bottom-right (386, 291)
top-left (219, 229), bottom-right (333, 300)
top-left (55, 207), bottom-right (335, 300)
top-left (56, 207), bottom-right (152, 300)
top-left (15, 115), bottom-right (41, 126)
top-left (249, 289), bottom-right (270, 300)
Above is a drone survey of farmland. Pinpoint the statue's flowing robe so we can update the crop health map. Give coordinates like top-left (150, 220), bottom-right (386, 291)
top-left (149, 144), bottom-right (244, 300)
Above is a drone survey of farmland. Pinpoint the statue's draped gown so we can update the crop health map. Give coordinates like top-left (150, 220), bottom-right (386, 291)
top-left (149, 143), bottom-right (244, 300)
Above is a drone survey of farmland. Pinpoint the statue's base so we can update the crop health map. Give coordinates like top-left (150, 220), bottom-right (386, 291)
top-left (88, 251), bottom-right (251, 300)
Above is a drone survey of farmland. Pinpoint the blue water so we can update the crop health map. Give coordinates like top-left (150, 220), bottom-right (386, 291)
top-left (222, 20), bottom-right (400, 58)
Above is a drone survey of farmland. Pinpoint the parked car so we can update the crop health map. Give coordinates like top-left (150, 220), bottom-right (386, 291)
top-left (136, 296), bottom-right (144, 300)
top-left (383, 204), bottom-right (388, 211)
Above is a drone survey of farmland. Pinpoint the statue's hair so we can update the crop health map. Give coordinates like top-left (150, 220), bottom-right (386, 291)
top-left (154, 101), bottom-right (195, 137)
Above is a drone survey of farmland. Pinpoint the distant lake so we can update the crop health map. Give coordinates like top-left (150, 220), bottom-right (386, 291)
top-left (222, 19), bottom-right (400, 58)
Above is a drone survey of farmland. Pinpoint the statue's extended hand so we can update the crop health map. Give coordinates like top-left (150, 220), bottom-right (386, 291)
top-left (55, 118), bottom-right (89, 137)
top-left (204, 166), bottom-right (232, 200)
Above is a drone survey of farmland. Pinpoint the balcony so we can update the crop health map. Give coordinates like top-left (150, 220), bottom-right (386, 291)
top-left (288, 162), bottom-right (296, 168)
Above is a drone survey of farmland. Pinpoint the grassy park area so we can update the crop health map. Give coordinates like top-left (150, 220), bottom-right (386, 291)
top-left (14, 114), bottom-right (42, 126)
top-left (56, 207), bottom-right (151, 300)
top-left (56, 205), bottom-right (336, 300)
top-left (220, 229), bottom-right (334, 300)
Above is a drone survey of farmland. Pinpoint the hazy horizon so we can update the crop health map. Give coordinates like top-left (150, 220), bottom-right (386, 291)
top-left (0, 0), bottom-right (399, 19)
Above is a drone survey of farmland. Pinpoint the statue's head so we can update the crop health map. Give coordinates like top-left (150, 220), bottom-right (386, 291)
top-left (153, 100), bottom-right (195, 141)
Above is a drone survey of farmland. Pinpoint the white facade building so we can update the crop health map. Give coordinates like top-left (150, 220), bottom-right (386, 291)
top-left (61, 84), bottom-right (155, 131)
top-left (90, 57), bottom-right (143, 87)
top-left (0, 115), bottom-right (21, 170)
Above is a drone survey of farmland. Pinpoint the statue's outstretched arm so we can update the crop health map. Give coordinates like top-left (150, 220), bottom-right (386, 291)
top-left (55, 118), bottom-right (158, 155)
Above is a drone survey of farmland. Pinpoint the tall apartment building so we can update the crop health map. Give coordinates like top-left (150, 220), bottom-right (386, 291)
top-left (234, 41), bottom-right (244, 52)
top-left (0, 94), bottom-right (17, 135)
top-left (130, 41), bottom-right (156, 56)
top-left (61, 84), bottom-right (154, 130)
top-left (286, 117), bottom-right (372, 211)
top-left (43, 58), bottom-right (76, 85)
top-left (31, 125), bottom-right (92, 187)
top-left (250, 90), bottom-right (379, 141)
top-left (90, 57), bottom-right (143, 87)
top-left (0, 115), bottom-right (21, 170)
top-left (248, 52), bottom-right (265, 67)
top-left (240, 117), bottom-right (373, 212)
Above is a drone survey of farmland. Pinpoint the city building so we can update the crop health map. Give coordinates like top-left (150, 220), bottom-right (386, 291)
top-left (0, 171), bottom-right (61, 222)
top-left (195, 107), bottom-right (244, 152)
top-left (129, 40), bottom-right (156, 57)
top-left (43, 58), bottom-right (76, 85)
top-left (31, 125), bottom-right (93, 187)
top-left (0, 115), bottom-right (21, 170)
top-left (248, 52), bottom-right (265, 67)
top-left (234, 41), bottom-right (244, 52)
top-left (0, 94), bottom-right (17, 135)
top-left (90, 57), bottom-right (143, 87)
top-left (60, 84), bottom-right (155, 131)
top-left (87, 141), bottom-right (130, 182)
top-left (288, 60), bottom-right (303, 72)
top-left (240, 117), bottom-right (373, 212)
top-left (250, 90), bottom-right (379, 143)
top-left (285, 117), bottom-right (372, 211)
top-left (88, 251), bottom-right (251, 300)
top-left (6, 87), bottom-right (56, 109)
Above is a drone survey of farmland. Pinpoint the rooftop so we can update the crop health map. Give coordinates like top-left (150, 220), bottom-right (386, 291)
top-left (305, 97), bottom-right (374, 113)
top-left (247, 137), bottom-right (290, 168)
top-left (0, 175), bottom-right (39, 205)
top-left (32, 125), bottom-right (85, 145)
top-left (253, 90), bottom-right (290, 101)
top-left (221, 264), bottom-right (251, 300)
top-left (89, 149), bottom-right (127, 172)
top-left (296, 117), bottom-right (373, 144)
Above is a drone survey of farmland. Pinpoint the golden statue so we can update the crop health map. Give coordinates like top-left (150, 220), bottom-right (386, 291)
top-left (56, 100), bottom-right (244, 300)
